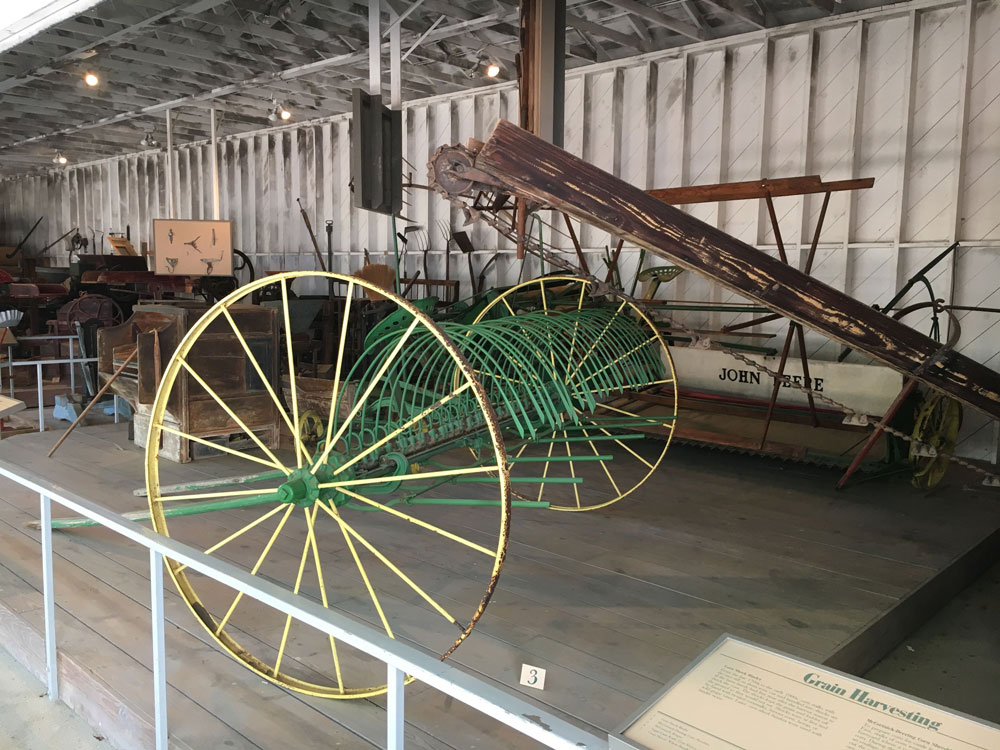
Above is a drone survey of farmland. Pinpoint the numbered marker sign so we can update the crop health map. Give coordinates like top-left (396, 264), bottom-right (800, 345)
top-left (520, 664), bottom-right (546, 690)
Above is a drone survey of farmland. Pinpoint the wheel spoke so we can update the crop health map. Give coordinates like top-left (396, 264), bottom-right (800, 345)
top-left (339, 488), bottom-right (495, 557)
top-left (564, 431), bottom-right (582, 508)
top-left (565, 283), bottom-right (588, 371)
top-left (536, 434), bottom-right (556, 503)
top-left (320, 504), bottom-right (460, 627)
top-left (574, 407), bottom-right (656, 469)
top-left (334, 382), bottom-right (472, 476)
top-left (275, 510), bottom-right (314, 675)
top-left (581, 335), bottom-right (660, 384)
top-left (304, 505), bottom-right (345, 693)
top-left (565, 299), bottom-right (627, 384)
top-left (316, 503), bottom-right (394, 638)
top-left (220, 306), bottom-right (311, 468)
top-left (320, 465), bottom-right (495, 489)
top-left (158, 425), bottom-right (289, 473)
top-left (312, 318), bottom-right (421, 473)
top-left (214, 504), bottom-right (295, 635)
top-left (580, 427), bottom-right (621, 496)
top-left (540, 283), bottom-right (556, 369)
top-left (320, 281), bottom-right (354, 463)
top-left (158, 487), bottom-right (282, 502)
top-left (173, 503), bottom-right (286, 574)
top-left (280, 278), bottom-right (306, 469)
top-left (593, 401), bottom-right (671, 423)
top-left (179, 358), bottom-right (290, 472)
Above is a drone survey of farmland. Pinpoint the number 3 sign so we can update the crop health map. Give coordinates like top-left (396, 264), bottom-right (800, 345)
top-left (520, 664), bottom-right (547, 690)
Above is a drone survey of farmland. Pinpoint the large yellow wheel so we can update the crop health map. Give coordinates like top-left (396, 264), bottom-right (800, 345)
top-left (910, 392), bottom-right (962, 489)
top-left (473, 276), bottom-right (677, 511)
top-left (145, 271), bottom-right (510, 698)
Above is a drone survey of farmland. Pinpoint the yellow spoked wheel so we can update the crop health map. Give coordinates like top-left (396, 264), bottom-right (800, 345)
top-left (145, 271), bottom-right (510, 699)
top-left (910, 392), bottom-right (962, 489)
top-left (473, 276), bottom-right (677, 511)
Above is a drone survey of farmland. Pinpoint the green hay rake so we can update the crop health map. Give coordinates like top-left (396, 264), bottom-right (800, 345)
top-left (136, 272), bottom-right (677, 698)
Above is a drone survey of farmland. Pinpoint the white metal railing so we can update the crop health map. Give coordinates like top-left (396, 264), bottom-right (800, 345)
top-left (1, 335), bottom-right (121, 431)
top-left (0, 459), bottom-right (607, 750)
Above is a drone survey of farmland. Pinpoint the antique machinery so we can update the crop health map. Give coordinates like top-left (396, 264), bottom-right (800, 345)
top-left (426, 120), bottom-right (1000, 422)
top-left (144, 271), bottom-right (676, 698)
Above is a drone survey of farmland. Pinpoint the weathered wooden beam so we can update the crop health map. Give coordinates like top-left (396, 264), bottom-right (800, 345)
top-left (469, 120), bottom-right (1000, 420)
top-left (648, 176), bottom-right (875, 205)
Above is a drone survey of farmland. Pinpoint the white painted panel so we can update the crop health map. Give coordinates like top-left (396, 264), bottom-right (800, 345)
top-left (905, 5), bottom-right (963, 242)
top-left (960, 0), bottom-right (1000, 241)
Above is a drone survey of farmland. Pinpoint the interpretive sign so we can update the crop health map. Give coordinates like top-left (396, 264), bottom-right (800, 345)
top-left (612, 636), bottom-right (1000, 750)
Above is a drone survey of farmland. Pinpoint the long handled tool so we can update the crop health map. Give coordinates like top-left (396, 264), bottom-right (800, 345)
top-left (47, 349), bottom-right (137, 458)
top-left (39, 226), bottom-right (77, 255)
top-left (6, 216), bottom-right (43, 259)
top-left (296, 198), bottom-right (327, 272)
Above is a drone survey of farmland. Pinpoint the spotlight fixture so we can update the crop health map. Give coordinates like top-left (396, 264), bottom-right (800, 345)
top-left (83, 72), bottom-right (99, 87)
top-left (52, 152), bottom-right (68, 165)
top-left (484, 61), bottom-right (501, 79)
top-left (268, 100), bottom-right (292, 122)
top-left (139, 131), bottom-right (159, 148)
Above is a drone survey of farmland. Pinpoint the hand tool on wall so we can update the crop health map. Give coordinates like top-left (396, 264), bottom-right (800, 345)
top-left (6, 216), bottom-right (43, 259)
top-left (38, 226), bottom-right (77, 256)
top-left (437, 220), bottom-right (452, 285)
top-left (296, 197), bottom-right (327, 272)
top-left (453, 230), bottom-right (477, 298)
top-left (477, 253), bottom-right (499, 295)
top-left (47, 349), bottom-right (137, 458)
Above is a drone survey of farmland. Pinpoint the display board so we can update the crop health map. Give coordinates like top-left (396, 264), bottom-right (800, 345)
top-left (613, 636), bottom-right (1000, 750)
top-left (152, 219), bottom-right (233, 276)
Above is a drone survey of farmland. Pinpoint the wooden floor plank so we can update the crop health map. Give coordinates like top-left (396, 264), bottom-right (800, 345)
top-left (0, 423), bottom-right (997, 749)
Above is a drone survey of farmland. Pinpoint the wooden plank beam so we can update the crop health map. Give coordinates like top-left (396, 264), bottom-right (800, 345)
top-left (648, 176), bottom-right (875, 204)
top-left (467, 120), bottom-right (1000, 419)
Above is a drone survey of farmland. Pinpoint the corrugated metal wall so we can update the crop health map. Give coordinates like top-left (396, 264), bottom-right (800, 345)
top-left (2, 0), bottom-right (998, 459)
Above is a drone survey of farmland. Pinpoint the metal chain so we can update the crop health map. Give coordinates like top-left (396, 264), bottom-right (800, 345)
top-left (439, 186), bottom-right (999, 485)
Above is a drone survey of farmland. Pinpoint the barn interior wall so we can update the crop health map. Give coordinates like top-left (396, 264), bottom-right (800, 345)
top-left (1, 0), bottom-right (997, 460)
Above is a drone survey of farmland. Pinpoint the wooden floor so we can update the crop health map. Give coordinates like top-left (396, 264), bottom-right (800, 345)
top-left (0, 423), bottom-right (997, 749)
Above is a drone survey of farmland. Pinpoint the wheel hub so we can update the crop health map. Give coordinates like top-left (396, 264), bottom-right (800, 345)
top-left (277, 457), bottom-right (353, 508)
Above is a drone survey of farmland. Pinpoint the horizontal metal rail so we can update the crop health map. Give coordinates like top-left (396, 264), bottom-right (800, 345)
top-left (0, 354), bottom-right (106, 431)
top-left (0, 458), bottom-right (607, 750)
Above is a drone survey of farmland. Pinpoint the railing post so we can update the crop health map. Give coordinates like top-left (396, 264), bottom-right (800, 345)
top-left (8, 345), bottom-right (14, 397)
top-left (387, 664), bottom-right (405, 750)
top-left (113, 395), bottom-right (120, 424)
top-left (40, 493), bottom-right (59, 701)
top-left (150, 548), bottom-right (168, 750)
top-left (69, 340), bottom-right (75, 394)
top-left (36, 361), bottom-right (44, 431)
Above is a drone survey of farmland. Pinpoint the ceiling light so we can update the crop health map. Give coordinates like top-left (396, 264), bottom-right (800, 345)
top-left (140, 131), bottom-right (159, 148)
top-left (83, 72), bottom-right (99, 87)
top-left (268, 100), bottom-right (292, 122)
top-left (485, 62), bottom-right (501, 79)
top-left (52, 152), bottom-right (68, 165)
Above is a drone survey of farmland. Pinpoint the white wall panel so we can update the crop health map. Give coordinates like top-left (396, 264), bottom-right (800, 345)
top-left (2, 0), bottom-right (998, 458)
